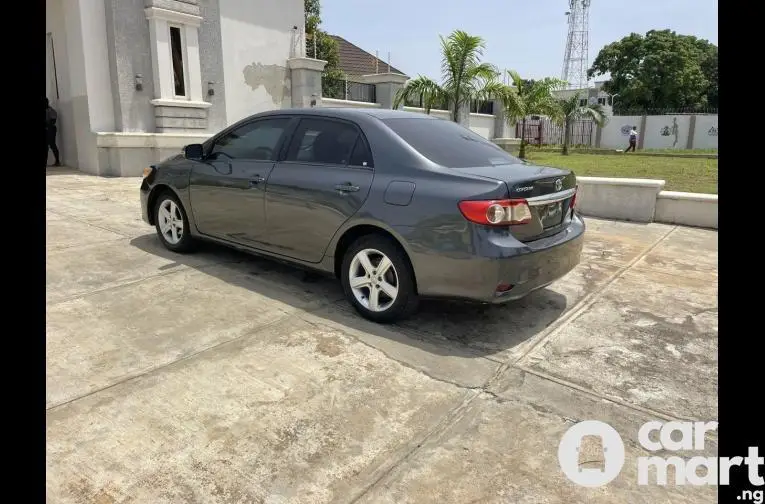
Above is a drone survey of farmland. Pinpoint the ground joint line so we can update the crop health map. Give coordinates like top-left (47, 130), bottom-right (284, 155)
top-left (513, 224), bottom-right (677, 369)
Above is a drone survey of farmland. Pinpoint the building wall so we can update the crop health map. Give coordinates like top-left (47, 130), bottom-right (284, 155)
top-left (104, 0), bottom-right (155, 132)
top-left (599, 116), bottom-right (642, 150)
top-left (104, 0), bottom-right (226, 133)
top-left (692, 115), bottom-right (718, 150)
top-left (219, 0), bottom-right (303, 124)
top-left (598, 115), bottom-right (718, 150)
top-left (198, 0), bottom-right (227, 132)
top-left (643, 115), bottom-right (692, 150)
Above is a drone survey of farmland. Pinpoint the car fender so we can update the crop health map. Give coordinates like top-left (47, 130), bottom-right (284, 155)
top-left (324, 216), bottom-right (417, 262)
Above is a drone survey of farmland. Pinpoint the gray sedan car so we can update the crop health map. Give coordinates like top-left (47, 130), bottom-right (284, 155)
top-left (140, 108), bottom-right (584, 322)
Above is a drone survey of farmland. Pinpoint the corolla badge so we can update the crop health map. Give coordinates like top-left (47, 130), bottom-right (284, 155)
top-left (555, 179), bottom-right (563, 191)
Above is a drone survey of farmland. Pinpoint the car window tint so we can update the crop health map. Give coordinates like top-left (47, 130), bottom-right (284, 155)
top-left (211, 118), bottom-right (289, 160)
top-left (381, 117), bottom-right (522, 168)
top-left (287, 118), bottom-right (359, 165)
top-left (348, 136), bottom-right (374, 168)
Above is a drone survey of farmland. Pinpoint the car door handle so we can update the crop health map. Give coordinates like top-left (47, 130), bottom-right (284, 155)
top-left (249, 175), bottom-right (265, 187)
top-left (335, 183), bottom-right (360, 193)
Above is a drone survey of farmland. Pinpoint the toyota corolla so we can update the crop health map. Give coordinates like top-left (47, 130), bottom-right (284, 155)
top-left (140, 108), bottom-right (584, 323)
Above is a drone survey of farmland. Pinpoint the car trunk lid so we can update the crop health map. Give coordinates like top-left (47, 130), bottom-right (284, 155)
top-left (453, 163), bottom-right (578, 242)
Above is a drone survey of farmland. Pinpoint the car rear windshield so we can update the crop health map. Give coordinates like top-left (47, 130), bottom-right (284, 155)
top-left (382, 117), bottom-right (522, 168)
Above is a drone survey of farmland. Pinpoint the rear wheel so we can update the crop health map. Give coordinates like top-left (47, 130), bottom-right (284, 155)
top-left (340, 235), bottom-right (419, 323)
top-left (153, 191), bottom-right (195, 253)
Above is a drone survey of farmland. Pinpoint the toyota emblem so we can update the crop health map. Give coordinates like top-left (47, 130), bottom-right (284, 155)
top-left (555, 179), bottom-right (563, 191)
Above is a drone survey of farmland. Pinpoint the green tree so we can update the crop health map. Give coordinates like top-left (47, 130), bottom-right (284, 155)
top-left (496, 71), bottom-right (565, 159)
top-left (304, 0), bottom-right (345, 98)
top-left (554, 94), bottom-right (606, 155)
top-left (393, 30), bottom-right (499, 123)
top-left (587, 29), bottom-right (718, 111)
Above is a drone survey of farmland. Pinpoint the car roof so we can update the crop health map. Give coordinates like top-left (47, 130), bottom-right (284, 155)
top-left (254, 107), bottom-right (438, 121)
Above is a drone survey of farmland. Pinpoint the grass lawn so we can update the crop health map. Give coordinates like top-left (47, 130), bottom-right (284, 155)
top-left (524, 151), bottom-right (718, 194)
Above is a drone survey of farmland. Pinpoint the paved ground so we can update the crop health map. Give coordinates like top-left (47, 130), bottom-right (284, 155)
top-left (46, 168), bottom-right (718, 504)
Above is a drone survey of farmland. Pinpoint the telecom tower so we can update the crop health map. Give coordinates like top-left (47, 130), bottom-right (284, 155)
top-left (561, 0), bottom-right (591, 90)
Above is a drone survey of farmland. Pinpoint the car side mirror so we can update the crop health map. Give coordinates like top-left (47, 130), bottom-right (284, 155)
top-left (183, 143), bottom-right (204, 160)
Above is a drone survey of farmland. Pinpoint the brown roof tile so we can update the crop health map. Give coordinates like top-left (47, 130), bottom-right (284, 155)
top-left (329, 35), bottom-right (408, 80)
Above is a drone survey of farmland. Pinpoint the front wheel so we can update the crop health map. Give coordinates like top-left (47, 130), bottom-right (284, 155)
top-left (153, 191), bottom-right (195, 253)
top-left (340, 235), bottom-right (419, 323)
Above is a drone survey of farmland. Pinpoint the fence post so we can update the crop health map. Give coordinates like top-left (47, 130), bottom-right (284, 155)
top-left (491, 99), bottom-right (508, 139)
top-left (686, 115), bottom-right (697, 150)
top-left (287, 57), bottom-right (327, 108)
top-left (594, 121), bottom-right (602, 148)
top-left (638, 115), bottom-right (648, 150)
top-left (361, 72), bottom-right (409, 109)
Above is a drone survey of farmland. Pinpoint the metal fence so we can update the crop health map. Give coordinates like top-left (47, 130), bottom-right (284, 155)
top-left (322, 76), bottom-right (377, 103)
top-left (515, 118), bottom-right (594, 147)
top-left (613, 107), bottom-right (718, 116)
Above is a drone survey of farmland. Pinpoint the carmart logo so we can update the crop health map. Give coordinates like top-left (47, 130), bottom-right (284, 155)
top-left (558, 420), bottom-right (625, 487)
top-left (559, 419), bottom-right (763, 491)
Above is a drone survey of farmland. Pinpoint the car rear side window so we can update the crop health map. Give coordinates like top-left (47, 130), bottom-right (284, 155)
top-left (348, 136), bottom-right (374, 168)
top-left (382, 117), bottom-right (521, 168)
top-left (286, 118), bottom-right (359, 165)
top-left (210, 118), bottom-right (290, 161)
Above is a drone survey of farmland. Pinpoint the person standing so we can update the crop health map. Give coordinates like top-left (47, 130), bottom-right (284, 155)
top-left (45, 97), bottom-right (61, 167)
top-left (625, 126), bottom-right (638, 152)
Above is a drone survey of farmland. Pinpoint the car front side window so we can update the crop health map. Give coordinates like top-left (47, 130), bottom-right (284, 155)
top-left (210, 118), bottom-right (290, 161)
top-left (286, 118), bottom-right (360, 166)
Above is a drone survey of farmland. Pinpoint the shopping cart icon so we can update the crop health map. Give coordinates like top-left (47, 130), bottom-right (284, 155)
top-left (576, 434), bottom-right (607, 473)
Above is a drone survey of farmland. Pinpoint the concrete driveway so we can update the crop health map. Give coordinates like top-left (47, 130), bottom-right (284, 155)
top-left (46, 168), bottom-right (718, 503)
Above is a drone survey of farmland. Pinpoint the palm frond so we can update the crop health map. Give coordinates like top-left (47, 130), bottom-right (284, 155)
top-left (393, 75), bottom-right (445, 113)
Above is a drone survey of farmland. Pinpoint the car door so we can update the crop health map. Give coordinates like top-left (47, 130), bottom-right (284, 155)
top-left (263, 117), bottom-right (374, 263)
top-left (188, 117), bottom-right (293, 246)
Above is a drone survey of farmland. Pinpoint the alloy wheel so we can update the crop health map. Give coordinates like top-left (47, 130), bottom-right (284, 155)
top-left (348, 248), bottom-right (399, 312)
top-left (158, 199), bottom-right (184, 245)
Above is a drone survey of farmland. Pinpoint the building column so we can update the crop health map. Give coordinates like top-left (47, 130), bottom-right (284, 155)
top-left (288, 57), bottom-right (327, 108)
top-left (457, 103), bottom-right (471, 128)
top-left (62, 0), bottom-right (116, 174)
top-left (361, 72), bottom-right (409, 109)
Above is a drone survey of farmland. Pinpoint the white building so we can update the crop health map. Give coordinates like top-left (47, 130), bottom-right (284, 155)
top-left (46, 0), bottom-right (307, 176)
top-left (553, 81), bottom-right (614, 116)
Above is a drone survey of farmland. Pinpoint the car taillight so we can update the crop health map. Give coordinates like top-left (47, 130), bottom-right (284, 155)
top-left (570, 186), bottom-right (578, 209)
top-left (458, 199), bottom-right (533, 226)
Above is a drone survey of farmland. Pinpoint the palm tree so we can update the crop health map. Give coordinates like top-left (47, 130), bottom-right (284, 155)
top-left (496, 70), bottom-right (565, 159)
top-left (555, 94), bottom-right (606, 155)
top-left (393, 30), bottom-right (499, 123)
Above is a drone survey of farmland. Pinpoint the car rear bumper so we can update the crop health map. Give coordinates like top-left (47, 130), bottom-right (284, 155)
top-left (487, 221), bottom-right (584, 303)
top-left (405, 213), bottom-right (585, 304)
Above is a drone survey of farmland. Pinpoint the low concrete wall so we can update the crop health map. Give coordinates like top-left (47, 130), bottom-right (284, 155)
top-left (576, 177), bottom-right (665, 223)
top-left (402, 106), bottom-right (451, 121)
top-left (321, 98), bottom-right (382, 109)
top-left (493, 138), bottom-right (521, 155)
top-left (655, 191), bottom-right (718, 229)
top-left (468, 113), bottom-right (495, 140)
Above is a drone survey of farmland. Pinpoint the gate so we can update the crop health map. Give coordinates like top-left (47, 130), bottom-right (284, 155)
top-left (515, 117), bottom-right (594, 147)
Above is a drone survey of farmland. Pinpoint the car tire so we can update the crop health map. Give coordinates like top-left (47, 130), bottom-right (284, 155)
top-left (153, 191), bottom-right (195, 253)
top-left (341, 234), bottom-right (419, 323)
